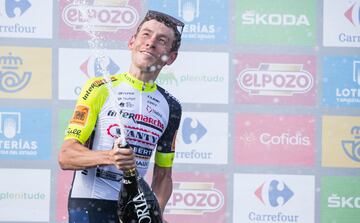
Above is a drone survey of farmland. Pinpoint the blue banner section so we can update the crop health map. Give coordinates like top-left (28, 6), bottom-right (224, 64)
top-left (0, 108), bottom-right (51, 160)
top-left (322, 56), bottom-right (360, 108)
top-left (147, 0), bottom-right (228, 44)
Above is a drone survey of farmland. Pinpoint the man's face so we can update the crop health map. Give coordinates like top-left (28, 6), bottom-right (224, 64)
top-left (128, 19), bottom-right (178, 73)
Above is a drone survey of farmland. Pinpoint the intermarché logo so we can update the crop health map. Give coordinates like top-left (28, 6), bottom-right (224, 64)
top-left (0, 191), bottom-right (46, 200)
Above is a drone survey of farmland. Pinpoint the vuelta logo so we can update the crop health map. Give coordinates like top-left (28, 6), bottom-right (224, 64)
top-left (255, 180), bottom-right (294, 207)
top-left (1, 0), bottom-right (31, 18)
top-left (80, 55), bottom-right (120, 78)
top-left (341, 126), bottom-right (360, 162)
top-left (166, 182), bottom-right (224, 214)
top-left (242, 11), bottom-right (310, 26)
top-left (344, 2), bottom-right (360, 26)
top-left (62, 0), bottom-right (139, 32)
top-left (0, 52), bottom-right (32, 93)
top-left (182, 117), bottom-right (207, 144)
top-left (237, 63), bottom-right (313, 96)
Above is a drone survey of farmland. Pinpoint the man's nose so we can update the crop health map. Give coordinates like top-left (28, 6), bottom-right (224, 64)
top-left (145, 35), bottom-right (156, 48)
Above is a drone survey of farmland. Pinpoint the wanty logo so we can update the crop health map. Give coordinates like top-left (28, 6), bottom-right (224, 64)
top-left (0, 52), bottom-right (32, 93)
top-left (62, 0), bottom-right (139, 32)
top-left (344, 2), bottom-right (360, 26)
top-left (182, 117), bottom-right (207, 144)
top-left (255, 180), bottom-right (294, 207)
top-left (1, 0), bottom-right (31, 18)
top-left (237, 63), bottom-right (313, 96)
top-left (341, 126), bottom-right (360, 162)
top-left (80, 55), bottom-right (120, 78)
top-left (166, 182), bottom-right (224, 214)
top-left (242, 11), bottom-right (310, 26)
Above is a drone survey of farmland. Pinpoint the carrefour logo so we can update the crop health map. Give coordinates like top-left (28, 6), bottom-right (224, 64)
top-left (62, 1), bottom-right (139, 32)
top-left (182, 117), bottom-right (207, 144)
top-left (237, 63), bottom-right (313, 96)
top-left (1, 0), bottom-right (31, 18)
top-left (341, 126), bottom-right (360, 162)
top-left (242, 11), bottom-right (310, 26)
top-left (344, 2), bottom-right (360, 26)
top-left (0, 52), bottom-right (32, 93)
top-left (255, 180), bottom-right (294, 207)
top-left (80, 55), bottom-right (120, 78)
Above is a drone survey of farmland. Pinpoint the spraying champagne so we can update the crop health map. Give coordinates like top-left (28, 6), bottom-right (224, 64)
top-left (116, 140), bottom-right (163, 223)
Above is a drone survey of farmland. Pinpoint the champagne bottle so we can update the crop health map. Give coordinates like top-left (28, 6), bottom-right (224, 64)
top-left (117, 142), bottom-right (163, 223)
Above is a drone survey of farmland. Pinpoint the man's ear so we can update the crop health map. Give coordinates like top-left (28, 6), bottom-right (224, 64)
top-left (166, 51), bottom-right (178, 65)
top-left (128, 35), bottom-right (136, 49)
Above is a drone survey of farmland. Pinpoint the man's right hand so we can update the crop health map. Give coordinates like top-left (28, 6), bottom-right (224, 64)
top-left (109, 140), bottom-right (136, 171)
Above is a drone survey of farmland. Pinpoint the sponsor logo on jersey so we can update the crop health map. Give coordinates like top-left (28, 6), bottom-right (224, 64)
top-left (119, 110), bottom-right (165, 132)
top-left (70, 105), bottom-right (89, 126)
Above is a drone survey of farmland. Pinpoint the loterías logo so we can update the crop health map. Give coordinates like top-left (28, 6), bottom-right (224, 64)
top-left (255, 179), bottom-right (294, 207)
top-left (344, 2), bottom-right (360, 26)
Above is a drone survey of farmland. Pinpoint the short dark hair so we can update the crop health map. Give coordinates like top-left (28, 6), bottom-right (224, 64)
top-left (136, 10), bottom-right (185, 52)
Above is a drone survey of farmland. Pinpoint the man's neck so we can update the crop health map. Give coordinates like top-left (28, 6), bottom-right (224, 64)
top-left (128, 65), bottom-right (160, 83)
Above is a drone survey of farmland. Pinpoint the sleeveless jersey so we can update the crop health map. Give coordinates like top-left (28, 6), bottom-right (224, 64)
top-left (64, 72), bottom-right (182, 200)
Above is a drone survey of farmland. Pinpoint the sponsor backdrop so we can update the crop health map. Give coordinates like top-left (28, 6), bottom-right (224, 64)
top-left (0, 0), bottom-right (359, 223)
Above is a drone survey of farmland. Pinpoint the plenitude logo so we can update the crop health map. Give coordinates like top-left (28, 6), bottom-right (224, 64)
top-left (156, 52), bottom-right (229, 104)
top-left (233, 174), bottom-right (315, 223)
top-left (148, 0), bottom-right (228, 44)
top-left (59, 0), bottom-right (141, 40)
top-left (322, 56), bottom-right (360, 108)
top-left (321, 176), bottom-right (360, 223)
top-left (235, 0), bottom-right (316, 45)
top-left (235, 114), bottom-right (315, 166)
top-left (0, 47), bottom-right (52, 99)
top-left (322, 116), bottom-right (360, 168)
top-left (235, 54), bottom-right (316, 105)
top-left (163, 172), bottom-right (227, 223)
top-left (323, 0), bottom-right (360, 47)
top-left (0, 168), bottom-right (51, 222)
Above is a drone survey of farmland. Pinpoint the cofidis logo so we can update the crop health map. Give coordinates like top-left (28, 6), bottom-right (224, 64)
top-left (235, 114), bottom-right (315, 166)
top-left (235, 54), bottom-right (316, 106)
top-left (322, 56), bottom-right (360, 108)
top-left (163, 172), bottom-right (226, 223)
top-left (235, 0), bottom-right (316, 46)
top-left (0, 46), bottom-right (52, 99)
top-left (148, 0), bottom-right (228, 44)
top-left (323, 0), bottom-right (360, 47)
top-left (0, 109), bottom-right (51, 160)
top-left (321, 176), bottom-right (360, 223)
top-left (322, 116), bottom-right (360, 168)
top-left (233, 174), bottom-right (315, 223)
top-left (59, 0), bottom-right (140, 40)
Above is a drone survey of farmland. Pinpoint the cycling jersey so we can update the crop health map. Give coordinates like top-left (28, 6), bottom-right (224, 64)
top-left (64, 72), bottom-right (182, 201)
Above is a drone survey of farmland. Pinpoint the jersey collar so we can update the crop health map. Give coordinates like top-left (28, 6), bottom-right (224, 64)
top-left (122, 72), bottom-right (157, 92)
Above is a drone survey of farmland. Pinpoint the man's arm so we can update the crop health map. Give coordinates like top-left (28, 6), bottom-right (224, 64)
top-left (58, 138), bottom-right (136, 170)
top-left (151, 164), bottom-right (173, 213)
